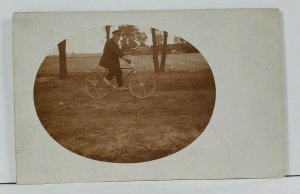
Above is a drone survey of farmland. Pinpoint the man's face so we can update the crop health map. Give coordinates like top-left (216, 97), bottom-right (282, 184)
top-left (113, 34), bottom-right (121, 42)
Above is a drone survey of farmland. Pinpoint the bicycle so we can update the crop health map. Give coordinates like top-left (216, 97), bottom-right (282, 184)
top-left (84, 61), bottom-right (156, 99)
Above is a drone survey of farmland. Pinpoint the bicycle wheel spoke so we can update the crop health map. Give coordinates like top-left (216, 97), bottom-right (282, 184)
top-left (142, 77), bottom-right (151, 84)
top-left (130, 84), bottom-right (141, 88)
top-left (133, 74), bottom-right (142, 83)
top-left (142, 86), bottom-right (145, 96)
top-left (141, 86), bottom-right (145, 96)
top-left (143, 85), bottom-right (151, 94)
top-left (93, 87), bottom-right (103, 95)
top-left (85, 81), bottom-right (92, 88)
top-left (129, 72), bottom-right (156, 98)
top-left (89, 86), bottom-right (97, 93)
top-left (85, 72), bottom-right (109, 98)
top-left (87, 79), bottom-right (97, 87)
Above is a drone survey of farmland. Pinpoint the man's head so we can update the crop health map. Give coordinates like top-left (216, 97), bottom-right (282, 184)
top-left (112, 30), bottom-right (121, 42)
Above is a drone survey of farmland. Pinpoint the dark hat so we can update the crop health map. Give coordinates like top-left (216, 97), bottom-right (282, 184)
top-left (112, 30), bottom-right (121, 36)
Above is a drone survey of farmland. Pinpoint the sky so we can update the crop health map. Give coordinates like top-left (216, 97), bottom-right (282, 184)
top-left (49, 25), bottom-right (178, 55)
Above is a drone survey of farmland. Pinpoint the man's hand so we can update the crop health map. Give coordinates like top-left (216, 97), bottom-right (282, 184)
top-left (123, 56), bottom-right (132, 64)
top-left (125, 59), bottom-right (132, 64)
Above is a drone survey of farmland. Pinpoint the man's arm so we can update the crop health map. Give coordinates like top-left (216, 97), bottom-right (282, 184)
top-left (107, 40), bottom-right (124, 58)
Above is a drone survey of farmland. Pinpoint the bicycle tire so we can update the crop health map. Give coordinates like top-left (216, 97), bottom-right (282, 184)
top-left (129, 72), bottom-right (156, 98)
top-left (85, 72), bottom-right (110, 99)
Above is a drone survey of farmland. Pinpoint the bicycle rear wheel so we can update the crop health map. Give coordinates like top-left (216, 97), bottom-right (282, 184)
top-left (129, 72), bottom-right (156, 98)
top-left (85, 72), bottom-right (110, 98)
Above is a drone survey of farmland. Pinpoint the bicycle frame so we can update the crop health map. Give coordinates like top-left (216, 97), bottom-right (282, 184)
top-left (121, 68), bottom-right (135, 82)
top-left (85, 61), bottom-right (156, 99)
top-left (102, 62), bottom-right (136, 82)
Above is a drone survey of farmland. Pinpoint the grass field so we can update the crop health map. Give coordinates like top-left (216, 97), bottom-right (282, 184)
top-left (34, 53), bottom-right (215, 163)
top-left (39, 53), bottom-right (210, 73)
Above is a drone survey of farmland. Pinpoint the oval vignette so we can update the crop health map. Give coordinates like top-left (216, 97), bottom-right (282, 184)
top-left (33, 25), bottom-right (216, 163)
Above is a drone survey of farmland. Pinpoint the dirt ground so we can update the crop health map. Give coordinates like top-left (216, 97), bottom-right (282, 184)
top-left (34, 54), bottom-right (216, 163)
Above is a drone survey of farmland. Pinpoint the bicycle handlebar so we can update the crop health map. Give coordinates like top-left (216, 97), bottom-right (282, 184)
top-left (119, 58), bottom-right (134, 70)
top-left (122, 57), bottom-right (134, 67)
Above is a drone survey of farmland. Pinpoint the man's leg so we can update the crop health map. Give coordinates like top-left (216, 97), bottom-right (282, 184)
top-left (115, 68), bottom-right (123, 87)
top-left (104, 66), bottom-right (116, 86)
top-left (116, 69), bottom-right (127, 91)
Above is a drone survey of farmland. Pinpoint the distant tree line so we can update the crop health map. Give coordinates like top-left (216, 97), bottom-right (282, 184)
top-left (57, 25), bottom-right (199, 78)
top-left (170, 36), bottom-right (199, 53)
top-left (151, 43), bottom-right (199, 54)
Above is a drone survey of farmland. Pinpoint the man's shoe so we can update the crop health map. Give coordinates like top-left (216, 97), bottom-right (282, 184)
top-left (103, 77), bottom-right (111, 86)
top-left (118, 86), bottom-right (128, 91)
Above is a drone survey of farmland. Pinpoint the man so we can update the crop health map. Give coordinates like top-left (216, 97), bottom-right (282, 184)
top-left (99, 30), bottom-right (130, 91)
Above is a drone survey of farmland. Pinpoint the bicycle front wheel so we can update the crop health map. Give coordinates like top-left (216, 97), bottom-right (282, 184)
top-left (129, 72), bottom-right (156, 98)
top-left (85, 72), bottom-right (110, 99)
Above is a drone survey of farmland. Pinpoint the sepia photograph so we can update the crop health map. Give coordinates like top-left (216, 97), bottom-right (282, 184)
top-left (13, 10), bottom-right (286, 184)
top-left (33, 24), bottom-right (216, 163)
